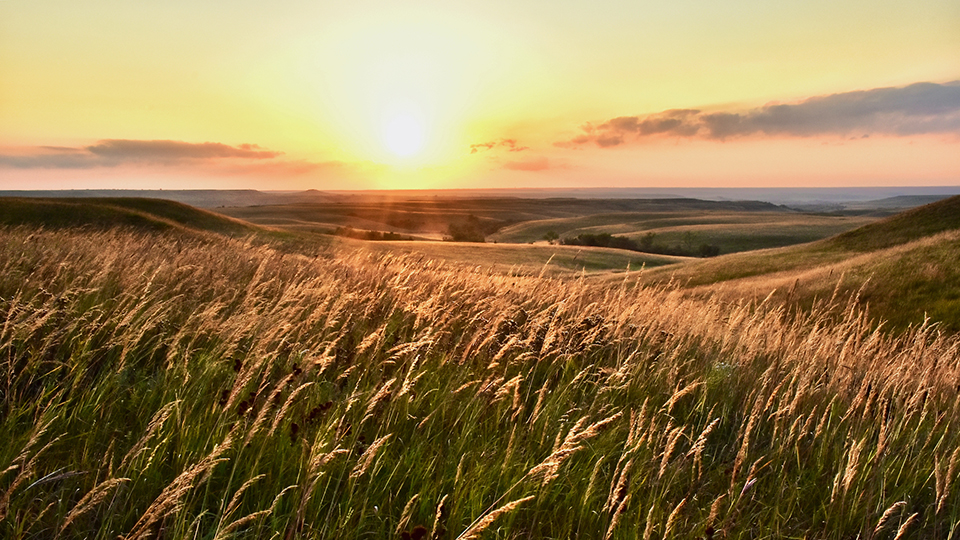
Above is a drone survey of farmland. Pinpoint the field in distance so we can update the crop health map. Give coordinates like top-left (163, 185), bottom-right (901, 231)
top-left (215, 196), bottom-right (884, 255)
top-left (4, 194), bottom-right (958, 331)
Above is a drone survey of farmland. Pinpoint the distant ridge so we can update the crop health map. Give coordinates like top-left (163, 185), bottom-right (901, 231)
top-left (0, 189), bottom-right (342, 208)
top-left (2, 186), bottom-right (959, 208)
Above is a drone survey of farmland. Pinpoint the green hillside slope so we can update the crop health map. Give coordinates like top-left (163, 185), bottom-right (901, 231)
top-left (637, 195), bottom-right (960, 331)
top-left (0, 197), bottom-right (257, 235)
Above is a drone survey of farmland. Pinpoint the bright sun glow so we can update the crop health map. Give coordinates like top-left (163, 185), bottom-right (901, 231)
top-left (309, 8), bottom-right (521, 170)
top-left (382, 111), bottom-right (425, 157)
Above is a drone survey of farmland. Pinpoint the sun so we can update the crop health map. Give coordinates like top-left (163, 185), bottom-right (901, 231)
top-left (382, 110), bottom-right (425, 158)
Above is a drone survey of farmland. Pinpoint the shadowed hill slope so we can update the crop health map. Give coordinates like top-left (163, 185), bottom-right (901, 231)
top-left (0, 197), bottom-right (259, 235)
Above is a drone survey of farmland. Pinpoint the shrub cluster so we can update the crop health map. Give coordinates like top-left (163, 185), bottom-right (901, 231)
top-left (561, 232), bottom-right (721, 257)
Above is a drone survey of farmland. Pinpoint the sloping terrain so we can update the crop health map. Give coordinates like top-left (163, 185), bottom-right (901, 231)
top-left (491, 211), bottom-right (875, 254)
top-left (217, 198), bottom-right (788, 238)
top-left (0, 197), bottom-right (258, 235)
top-left (638, 195), bottom-right (960, 331)
top-left (1, 225), bottom-right (957, 539)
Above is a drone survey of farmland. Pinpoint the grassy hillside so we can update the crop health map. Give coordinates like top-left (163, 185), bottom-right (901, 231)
top-left (639, 195), bottom-right (960, 331)
top-left (492, 211), bottom-right (875, 254)
top-left (824, 194), bottom-right (960, 251)
top-left (217, 198), bottom-right (787, 238)
top-left (0, 197), bottom-right (258, 236)
top-left (329, 236), bottom-right (685, 275)
top-left (1, 225), bottom-right (959, 539)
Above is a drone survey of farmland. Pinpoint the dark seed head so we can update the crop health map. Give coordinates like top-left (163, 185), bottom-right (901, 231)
top-left (237, 400), bottom-right (249, 417)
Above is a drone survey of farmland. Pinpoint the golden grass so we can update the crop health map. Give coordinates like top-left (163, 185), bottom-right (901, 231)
top-left (0, 225), bottom-right (958, 538)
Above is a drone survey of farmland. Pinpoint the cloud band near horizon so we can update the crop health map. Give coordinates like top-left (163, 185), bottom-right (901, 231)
top-left (0, 139), bottom-right (283, 169)
top-left (565, 81), bottom-right (960, 148)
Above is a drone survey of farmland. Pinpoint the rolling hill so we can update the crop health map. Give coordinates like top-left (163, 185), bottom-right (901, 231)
top-left (0, 197), bottom-right (258, 235)
top-left (637, 195), bottom-right (960, 331)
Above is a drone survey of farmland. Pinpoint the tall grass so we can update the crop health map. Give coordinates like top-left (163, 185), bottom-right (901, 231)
top-left (1, 226), bottom-right (958, 538)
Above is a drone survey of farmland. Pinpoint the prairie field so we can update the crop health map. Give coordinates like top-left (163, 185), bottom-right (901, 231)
top-left (2, 223), bottom-right (959, 539)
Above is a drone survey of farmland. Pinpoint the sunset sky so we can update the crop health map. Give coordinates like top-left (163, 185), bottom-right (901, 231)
top-left (1, 0), bottom-right (958, 190)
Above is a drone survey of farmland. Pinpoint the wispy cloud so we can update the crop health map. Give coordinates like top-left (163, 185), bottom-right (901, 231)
top-left (563, 81), bottom-right (960, 147)
top-left (470, 138), bottom-right (529, 154)
top-left (0, 139), bottom-right (283, 169)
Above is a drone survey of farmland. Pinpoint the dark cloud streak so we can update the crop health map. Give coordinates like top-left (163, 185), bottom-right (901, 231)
top-left (564, 81), bottom-right (960, 147)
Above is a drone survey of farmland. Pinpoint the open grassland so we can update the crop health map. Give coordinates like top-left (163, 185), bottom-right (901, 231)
top-left (327, 237), bottom-right (684, 275)
top-left (677, 230), bottom-right (960, 333)
top-left (2, 225), bottom-right (959, 539)
top-left (217, 198), bottom-right (789, 244)
top-left (636, 196), bottom-right (960, 332)
top-left (490, 211), bottom-right (876, 254)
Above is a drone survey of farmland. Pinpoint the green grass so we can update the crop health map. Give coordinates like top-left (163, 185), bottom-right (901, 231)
top-left (0, 197), bottom-right (257, 235)
top-left (2, 225), bottom-right (959, 539)
top-left (637, 195), bottom-right (960, 332)
top-left (824, 194), bottom-right (960, 251)
top-left (491, 211), bottom-right (876, 254)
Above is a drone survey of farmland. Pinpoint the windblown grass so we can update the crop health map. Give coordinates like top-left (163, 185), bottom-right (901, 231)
top-left (1, 226), bottom-right (959, 538)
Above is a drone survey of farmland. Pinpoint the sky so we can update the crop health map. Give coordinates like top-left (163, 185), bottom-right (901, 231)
top-left (0, 0), bottom-right (958, 190)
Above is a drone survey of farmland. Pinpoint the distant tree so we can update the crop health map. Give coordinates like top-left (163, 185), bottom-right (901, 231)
top-left (698, 243), bottom-right (721, 257)
top-left (447, 215), bottom-right (486, 243)
top-left (543, 230), bottom-right (559, 244)
top-left (639, 232), bottom-right (656, 249)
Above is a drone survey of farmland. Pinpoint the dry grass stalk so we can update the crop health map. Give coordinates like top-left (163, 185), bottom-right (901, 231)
top-left (664, 381), bottom-right (702, 416)
top-left (58, 477), bottom-right (130, 534)
top-left (583, 458), bottom-right (605, 507)
top-left (395, 493), bottom-right (420, 535)
top-left (686, 418), bottom-right (721, 480)
top-left (244, 374), bottom-right (294, 446)
top-left (220, 474), bottom-right (266, 521)
top-left (642, 504), bottom-right (656, 540)
top-left (124, 435), bottom-right (233, 540)
top-left (529, 412), bottom-right (622, 486)
top-left (892, 512), bottom-right (919, 540)
top-left (456, 495), bottom-right (535, 540)
top-left (872, 501), bottom-right (906, 537)
top-left (658, 425), bottom-right (685, 479)
top-left (937, 448), bottom-right (959, 514)
top-left (602, 493), bottom-right (631, 540)
top-left (365, 377), bottom-right (397, 416)
top-left (350, 434), bottom-right (392, 479)
top-left (431, 494), bottom-right (449, 540)
top-left (663, 497), bottom-right (687, 538)
top-left (213, 484), bottom-right (297, 540)
top-left (0, 433), bottom-right (61, 521)
top-left (604, 458), bottom-right (633, 514)
top-left (268, 381), bottom-right (315, 437)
